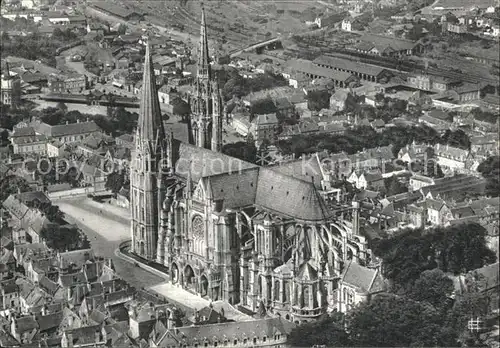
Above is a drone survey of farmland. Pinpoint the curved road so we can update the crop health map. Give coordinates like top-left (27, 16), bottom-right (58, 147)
top-left (54, 197), bottom-right (164, 290)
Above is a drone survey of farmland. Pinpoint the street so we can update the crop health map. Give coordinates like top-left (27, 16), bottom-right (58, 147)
top-left (54, 197), bottom-right (164, 290)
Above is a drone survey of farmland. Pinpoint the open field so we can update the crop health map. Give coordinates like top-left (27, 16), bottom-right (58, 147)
top-left (55, 198), bottom-right (130, 242)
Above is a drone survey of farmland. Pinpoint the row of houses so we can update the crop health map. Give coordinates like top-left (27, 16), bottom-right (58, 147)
top-left (11, 120), bottom-right (102, 155)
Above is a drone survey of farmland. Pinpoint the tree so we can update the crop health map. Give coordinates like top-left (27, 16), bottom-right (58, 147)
top-left (40, 224), bottom-right (90, 252)
top-left (222, 141), bottom-right (257, 163)
top-left (374, 229), bottom-right (437, 291)
top-left (348, 294), bottom-right (457, 347)
top-left (447, 288), bottom-right (491, 342)
top-left (374, 223), bottom-right (496, 291)
top-left (39, 107), bottom-right (65, 125)
top-left (383, 176), bottom-right (407, 196)
top-left (56, 102), bottom-right (68, 112)
top-left (0, 129), bottom-right (9, 146)
top-left (117, 23), bottom-right (128, 35)
top-left (288, 313), bottom-right (350, 347)
top-left (250, 98), bottom-right (276, 115)
top-left (172, 99), bottom-right (191, 118)
top-left (407, 269), bottom-right (454, 310)
top-left (106, 171), bottom-right (125, 194)
top-left (436, 223), bottom-right (497, 275)
top-left (0, 175), bottom-right (30, 203)
top-left (42, 204), bottom-right (65, 224)
top-left (306, 89), bottom-right (331, 111)
top-left (441, 129), bottom-right (471, 150)
top-left (477, 156), bottom-right (499, 197)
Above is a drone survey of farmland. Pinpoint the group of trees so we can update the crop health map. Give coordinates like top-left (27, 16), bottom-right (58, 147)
top-left (220, 69), bottom-right (288, 101)
top-left (0, 175), bottom-right (31, 203)
top-left (40, 224), bottom-right (90, 252)
top-left (306, 89), bottom-right (331, 112)
top-left (37, 106), bottom-right (140, 137)
top-left (373, 223), bottom-right (496, 291)
top-left (289, 222), bottom-right (496, 347)
top-left (221, 135), bottom-right (258, 163)
top-left (478, 156), bottom-right (500, 197)
top-left (105, 171), bottom-right (128, 194)
top-left (277, 123), bottom-right (473, 159)
top-left (1, 28), bottom-right (80, 67)
top-left (276, 124), bottom-right (441, 158)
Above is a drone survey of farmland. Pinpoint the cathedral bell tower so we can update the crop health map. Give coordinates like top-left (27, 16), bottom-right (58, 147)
top-left (190, 6), bottom-right (223, 152)
top-left (130, 42), bottom-right (169, 260)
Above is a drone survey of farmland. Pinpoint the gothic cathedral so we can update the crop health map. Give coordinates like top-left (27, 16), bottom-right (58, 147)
top-left (130, 9), bottom-right (368, 323)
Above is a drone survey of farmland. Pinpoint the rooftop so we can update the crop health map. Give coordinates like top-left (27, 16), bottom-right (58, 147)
top-left (313, 55), bottom-right (387, 77)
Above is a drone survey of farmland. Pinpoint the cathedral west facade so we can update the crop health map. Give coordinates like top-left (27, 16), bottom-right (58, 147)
top-left (130, 9), bottom-right (368, 323)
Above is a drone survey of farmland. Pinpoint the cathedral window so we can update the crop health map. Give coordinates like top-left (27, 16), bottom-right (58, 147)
top-left (141, 227), bottom-right (145, 240)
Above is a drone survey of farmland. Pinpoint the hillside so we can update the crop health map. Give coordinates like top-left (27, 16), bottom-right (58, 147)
top-left (124, 0), bottom-right (334, 53)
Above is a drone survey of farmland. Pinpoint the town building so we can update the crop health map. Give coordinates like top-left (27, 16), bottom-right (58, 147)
top-left (353, 33), bottom-right (423, 56)
top-left (434, 143), bottom-right (470, 172)
top-left (130, 9), bottom-right (369, 324)
top-left (287, 59), bottom-right (361, 88)
top-left (86, 2), bottom-right (144, 22)
top-left (11, 134), bottom-right (48, 156)
top-left (25, 120), bottom-right (102, 144)
top-left (337, 261), bottom-right (385, 313)
top-left (348, 170), bottom-right (385, 190)
top-left (314, 11), bottom-right (349, 28)
top-left (48, 74), bottom-right (88, 94)
top-left (313, 55), bottom-right (392, 83)
top-left (248, 113), bottom-right (279, 143)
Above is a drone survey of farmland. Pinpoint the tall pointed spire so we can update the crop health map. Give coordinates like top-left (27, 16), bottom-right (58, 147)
top-left (139, 42), bottom-right (165, 142)
top-left (198, 5), bottom-right (210, 78)
top-left (3, 62), bottom-right (11, 80)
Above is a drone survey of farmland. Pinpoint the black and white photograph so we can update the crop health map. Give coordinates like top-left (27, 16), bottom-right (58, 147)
top-left (0, 0), bottom-right (499, 347)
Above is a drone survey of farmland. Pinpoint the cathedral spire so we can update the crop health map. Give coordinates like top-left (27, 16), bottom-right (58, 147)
top-left (197, 5), bottom-right (211, 79)
top-left (3, 62), bottom-right (11, 80)
top-left (139, 42), bottom-right (165, 143)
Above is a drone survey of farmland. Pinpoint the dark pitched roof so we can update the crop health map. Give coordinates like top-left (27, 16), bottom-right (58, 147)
top-left (176, 141), bottom-right (333, 221)
top-left (36, 121), bottom-right (101, 138)
top-left (288, 59), bottom-right (354, 82)
top-left (175, 142), bottom-right (257, 182)
top-left (156, 317), bottom-right (295, 346)
top-left (313, 55), bottom-right (387, 77)
top-left (204, 168), bottom-right (259, 210)
top-left (58, 249), bottom-right (95, 269)
top-left (16, 191), bottom-right (51, 205)
top-left (11, 127), bottom-right (35, 137)
top-left (269, 155), bottom-right (323, 188)
top-left (15, 315), bottom-right (39, 333)
top-left (36, 311), bottom-right (64, 332)
top-left (89, 2), bottom-right (140, 19)
top-left (341, 261), bottom-right (385, 294)
top-left (255, 168), bottom-right (332, 221)
top-left (2, 195), bottom-right (29, 220)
